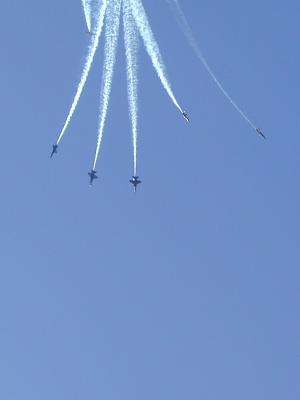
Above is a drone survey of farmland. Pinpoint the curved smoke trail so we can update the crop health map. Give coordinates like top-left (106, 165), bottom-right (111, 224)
top-left (167, 0), bottom-right (258, 131)
top-left (123, 0), bottom-right (139, 176)
top-left (129, 0), bottom-right (183, 113)
top-left (81, 0), bottom-right (92, 33)
top-left (56, 0), bottom-right (107, 145)
top-left (93, 0), bottom-right (122, 170)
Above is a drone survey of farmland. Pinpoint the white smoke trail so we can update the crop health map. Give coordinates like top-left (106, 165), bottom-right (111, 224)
top-left (81, 0), bottom-right (92, 33)
top-left (56, 0), bottom-right (108, 145)
top-left (167, 0), bottom-right (258, 131)
top-left (123, 0), bottom-right (139, 176)
top-left (129, 0), bottom-right (183, 113)
top-left (92, 0), bottom-right (122, 170)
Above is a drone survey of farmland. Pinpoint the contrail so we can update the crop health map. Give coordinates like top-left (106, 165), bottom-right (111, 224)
top-left (92, 0), bottom-right (122, 170)
top-left (56, 0), bottom-right (107, 145)
top-left (123, 0), bottom-right (139, 176)
top-left (167, 0), bottom-right (259, 132)
top-left (81, 0), bottom-right (92, 33)
top-left (129, 0), bottom-right (183, 113)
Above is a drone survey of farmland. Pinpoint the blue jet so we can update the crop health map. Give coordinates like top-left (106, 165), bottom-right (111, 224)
top-left (88, 169), bottom-right (98, 186)
top-left (256, 128), bottom-right (266, 139)
top-left (50, 144), bottom-right (58, 158)
top-left (182, 111), bottom-right (190, 123)
top-left (130, 176), bottom-right (141, 193)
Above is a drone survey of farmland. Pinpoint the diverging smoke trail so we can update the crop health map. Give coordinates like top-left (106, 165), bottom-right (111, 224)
top-left (56, 0), bottom-right (107, 145)
top-left (129, 0), bottom-right (182, 113)
top-left (81, 0), bottom-right (92, 33)
top-left (167, 0), bottom-right (257, 131)
top-left (123, 0), bottom-right (139, 176)
top-left (93, 0), bottom-right (122, 170)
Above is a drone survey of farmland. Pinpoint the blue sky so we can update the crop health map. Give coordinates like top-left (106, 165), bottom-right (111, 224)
top-left (0, 0), bottom-right (299, 399)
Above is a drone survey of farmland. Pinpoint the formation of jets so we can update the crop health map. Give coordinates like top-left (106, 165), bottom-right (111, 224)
top-left (51, 109), bottom-right (266, 191)
top-left (50, 110), bottom-right (191, 190)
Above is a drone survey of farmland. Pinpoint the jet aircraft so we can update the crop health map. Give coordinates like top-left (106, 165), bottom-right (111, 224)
top-left (256, 128), bottom-right (266, 139)
top-left (130, 176), bottom-right (141, 192)
top-left (50, 144), bottom-right (58, 158)
top-left (88, 169), bottom-right (98, 185)
top-left (182, 111), bottom-right (190, 123)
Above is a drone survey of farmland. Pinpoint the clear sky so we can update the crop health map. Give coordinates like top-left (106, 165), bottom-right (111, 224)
top-left (0, 1), bottom-right (299, 399)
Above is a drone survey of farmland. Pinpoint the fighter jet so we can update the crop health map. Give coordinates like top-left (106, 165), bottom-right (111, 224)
top-left (256, 128), bottom-right (266, 139)
top-left (182, 111), bottom-right (190, 123)
top-left (88, 169), bottom-right (98, 185)
top-left (130, 176), bottom-right (141, 193)
top-left (50, 144), bottom-right (58, 158)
